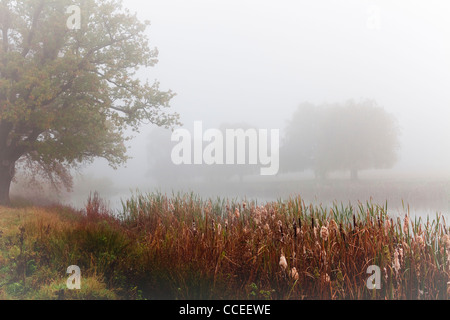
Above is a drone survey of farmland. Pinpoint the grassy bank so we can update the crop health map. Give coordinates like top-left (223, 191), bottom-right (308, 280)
top-left (0, 192), bottom-right (449, 300)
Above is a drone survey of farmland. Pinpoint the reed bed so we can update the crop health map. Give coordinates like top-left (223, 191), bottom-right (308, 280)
top-left (114, 192), bottom-right (450, 300)
top-left (3, 192), bottom-right (450, 300)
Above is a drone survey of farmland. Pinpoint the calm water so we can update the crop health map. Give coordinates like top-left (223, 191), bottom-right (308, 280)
top-left (67, 178), bottom-right (450, 222)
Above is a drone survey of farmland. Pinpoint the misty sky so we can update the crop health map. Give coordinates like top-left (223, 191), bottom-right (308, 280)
top-left (80, 0), bottom-right (450, 191)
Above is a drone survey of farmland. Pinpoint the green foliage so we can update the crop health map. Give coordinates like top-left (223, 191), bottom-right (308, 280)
top-left (0, 0), bottom-right (180, 204)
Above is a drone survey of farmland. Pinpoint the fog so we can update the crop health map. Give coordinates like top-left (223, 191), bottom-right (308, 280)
top-left (57, 0), bottom-right (450, 217)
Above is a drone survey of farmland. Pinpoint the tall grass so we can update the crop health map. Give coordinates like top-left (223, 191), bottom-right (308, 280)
top-left (2, 192), bottom-right (449, 300)
top-left (114, 192), bottom-right (450, 300)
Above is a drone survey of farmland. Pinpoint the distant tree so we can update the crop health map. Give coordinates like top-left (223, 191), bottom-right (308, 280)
top-left (146, 123), bottom-right (260, 186)
top-left (281, 102), bottom-right (331, 179)
top-left (281, 99), bottom-right (400, 179)
top-left (146, 127), bottom-right (197, 186)
top-left (0, 0), bottom-right (179, 205)
top-left (211, 122), bottom-right (260, 183)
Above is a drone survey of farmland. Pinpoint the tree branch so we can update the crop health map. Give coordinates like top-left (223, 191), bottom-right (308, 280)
top-left (21, 0), bottom-right (45, 57)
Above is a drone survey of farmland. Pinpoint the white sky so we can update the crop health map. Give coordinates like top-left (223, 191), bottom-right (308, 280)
top-left (81, 0), bottom-right (450, 188)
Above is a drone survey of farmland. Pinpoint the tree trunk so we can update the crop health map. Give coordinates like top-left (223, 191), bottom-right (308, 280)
top-left (0, 160), bottom-right (15, 206)
top-left (350, 168), bottom-right (359, 180)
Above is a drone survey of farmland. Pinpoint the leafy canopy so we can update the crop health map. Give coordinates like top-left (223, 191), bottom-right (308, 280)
top-left (0, 0), bottom-right (180, 190)
top-left (281, 99), bottom-right (400, 178)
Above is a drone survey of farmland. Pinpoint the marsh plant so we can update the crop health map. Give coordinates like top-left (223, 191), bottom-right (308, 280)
top-left (3, 192), bottom-right (450, 300)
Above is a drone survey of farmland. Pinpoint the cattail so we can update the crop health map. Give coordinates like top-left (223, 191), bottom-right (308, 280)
top-left (403, 215), bottom-right (409, 235)
top-left (340, 223), bottom-right (345, 242)
top-left (211, 219), bottom-right (216, 233)
top-left (384, 219), bottom-right (391, 236)
top-left (320, 226), bottom-right (329, 242)
top-left (329, 219), bottom-right (337, 232)
top-left (192, 220), bottom-right (197, 236)
top-left (235, 208), bottom-right (240, 219)
top-left (293, 219), bottom-right (297, 238)
top-left (279, 254), bottom-right (288, 271)
top-left (321, 249), bottom-right (327, 266)
top-left (324, 273), bottom-right (330, 283)
top-left (277, 220), bottom-right (283, 236)
top-left (393, 249), bottom-right (401, 274)
top-left (254, 212), bottom-right (261, 225)
top-left (243, 202), bottom-right (247, 210)
top-left (415, 235), bottom-right (425, 248)
top-left (290, 267), bottom-right (299, 281)
top-left (217, 223), bottom-right (222, 235)
top-left (442, 234), bottom-right (450, 250)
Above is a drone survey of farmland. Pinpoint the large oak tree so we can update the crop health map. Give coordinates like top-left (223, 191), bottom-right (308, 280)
top-left (281, 99), bottom-right (400, 179)
top-left (0, 0), bottom-right (180, 205)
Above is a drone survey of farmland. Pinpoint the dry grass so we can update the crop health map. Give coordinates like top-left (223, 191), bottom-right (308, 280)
top-left (1, 192), bottom-right (449, 300)
top-left (115, 192), bottom-right (450, 299)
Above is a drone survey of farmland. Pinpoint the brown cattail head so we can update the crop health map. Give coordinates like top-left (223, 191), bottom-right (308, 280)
top-left (293, 219), bottom-right (297, 238)
top-left (403, 215), bottom-right (410, 235)
top-left (415, 235), bottom-right (425, 249)
top-left (320, 226), bottom-right (329, 242)
top-left (384, 219), bottom-right (391, 237)
top-left (393, 249), bottom-right (401, 274)
top-left (192, 220), bottom-right (197, 236)
top-left (329, 219), bottom-right (337, 232)
top-left (279, 254), bottom-right (288, 271)
top-left (340, 223), bottom-right (346, 243)
top-left (442, 234), bottom-right (450, 250)
top-left (290, 267), bottom-right (299, 281)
